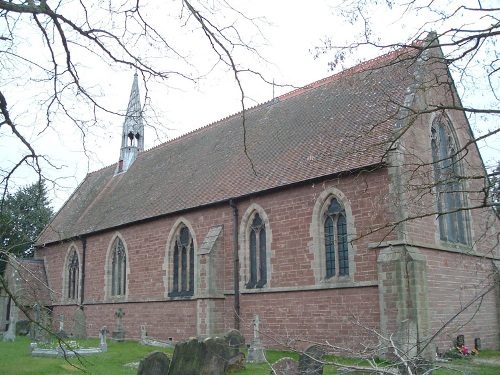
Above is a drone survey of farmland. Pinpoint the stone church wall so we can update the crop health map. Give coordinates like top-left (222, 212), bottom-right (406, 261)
top-left (35, 161), bottom-right (498, 351)
top-left (37, 169), bottom-right (394, 348)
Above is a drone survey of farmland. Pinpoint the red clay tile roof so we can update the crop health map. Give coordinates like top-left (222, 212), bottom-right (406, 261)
top-left (37, 46), bottom-right (421, 245)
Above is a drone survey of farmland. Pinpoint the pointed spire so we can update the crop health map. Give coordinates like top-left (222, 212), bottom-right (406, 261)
top-left (116, 73), bottom-right (145, 174)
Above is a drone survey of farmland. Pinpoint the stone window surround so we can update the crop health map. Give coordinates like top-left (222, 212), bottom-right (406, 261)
top-left (104, 233), bottom-right (130, 301)
top-left (239, 203), bottom-right (273, 291)
top-left (309, 186), bottom-right (357, 286)
top-left (61, 243), bottom-right (81, 304)
top-left (429, 112), bottom-right (471, 245)
top-left (163, 217), bottom-right (198, 299)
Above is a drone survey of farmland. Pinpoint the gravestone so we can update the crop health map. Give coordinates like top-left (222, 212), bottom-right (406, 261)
top-left (137, 351), bottom-right (171, 375)
top-left (474, 338), bottom-right (481, 351)
top-left (270, 357), bottom-right (299, 375)
top-left (112, 308), bottom-right (125, 341)
top-left (168, 337), bottom-right (237, 375)
top-left (2, 304), bottom-right (16, 342)
top-left (247, 314), bottom-right (266, 363)
top-left (99, 326), bottom-right (109, 352)
top-left (224, 329), bottom-right (245, 358)
top-left (73, 308), bottom-right (87, 339)
top-left (139, 324), bottom-right (173, 349)
top-left (298, 345), bottom-right (325, 375)
top-left (30, 303), bottom-right (42, 340)
top-left (16, 320), bottom-right (30, 336)
top-left (29, 304), bottom-right (50, 342)
top-left (56, 314), bottom-right (68, 339)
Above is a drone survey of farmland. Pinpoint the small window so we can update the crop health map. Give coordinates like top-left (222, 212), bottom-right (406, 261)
top-left (324, 198), bottom-right (349, 277)
top-left (111, 238), bottom-right (127, 296)
top-left (246, 213), bottom-right (267, 288)
top-left (67, 248), bottom-right (79, 300)
top-left (431, 116), bottom-right (467, 244)
top-left (169, 226), bottom-right (194, 297)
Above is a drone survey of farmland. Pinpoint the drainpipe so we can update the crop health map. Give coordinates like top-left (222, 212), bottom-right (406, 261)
top-left (79, 235), bottom-right (87, 310)
top-left (229, 200), bottom-right (240, 330)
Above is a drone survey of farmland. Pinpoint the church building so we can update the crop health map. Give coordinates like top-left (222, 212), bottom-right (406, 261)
top-left (27, 34), bottom-right (500, 356)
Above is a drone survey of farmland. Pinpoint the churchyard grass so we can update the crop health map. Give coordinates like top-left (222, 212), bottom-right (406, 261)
top-left (0, 336), bottom-right (162, 375)
top-left (1, 336), bottom-right (499, 374)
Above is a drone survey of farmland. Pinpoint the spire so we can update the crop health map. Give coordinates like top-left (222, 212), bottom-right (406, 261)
top-left (116, 73), bottom-right (145, 174)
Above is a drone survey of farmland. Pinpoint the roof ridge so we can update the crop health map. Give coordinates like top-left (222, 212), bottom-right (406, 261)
top-left (279, 44), bottom-right (420, 102)
top-left (106, 44), bottom-right (423, 169)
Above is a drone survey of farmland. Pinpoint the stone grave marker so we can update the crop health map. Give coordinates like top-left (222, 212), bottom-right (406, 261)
top-left (224, 329), bottom-right (245, 358)
top-left (56, 314), bottom-right (68, 339)
top-left (99, 326), bottom-right (109, 352)
top-left (112, 308), bottom-right (125, 341)
top-left (247, 314), bottom-right (266, 363)
top-left (298, 345), bottom-right (325, 375)
top-left (168, 336), bottom-right (236, 375)
top-left (2, 303), bottom-right (16, 342)
top-left (270, 357), bottom-right (299, 375)
top-left (474, 338), bottom-right (481, 351)
top-left (15, 320), bottom-right (30, 336)
top-left (73, 308), bottom-right (87, 339)
top-left (30, 303), bottom-right (42, 340)
top-left (137, 351), bottom-right (171, 375)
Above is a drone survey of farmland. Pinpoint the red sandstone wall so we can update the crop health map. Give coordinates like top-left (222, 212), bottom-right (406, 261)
top-left (36, 170), bottom-right (392, 347)
top-left (425, 249), bottom-right (499, 351)
top-left (237, 288), bottom-right (381, 350)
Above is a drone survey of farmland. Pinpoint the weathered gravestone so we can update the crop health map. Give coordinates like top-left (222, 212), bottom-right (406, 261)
top-left (298, 345), bottom-right (325, 375)
top-left (56, 314), bottom-right (68, 339)
top-left (16, 320), bottom-right (30, 336)
top-left (112, 308), bottom-right (125, 342)
top-left (474, 338), bottom-right (481, 351)
top-left (270, 357), bottom-right (299, 375)
top-left (224, 329), bottom-right (245, 357)
top-left (247, 314), bottom-right (266, 363)
top-left (168, 336), bottom-right (241, 375)
top-left (30, 304), bottom-right (50, 342)
top-left (2, 306), bottom-right (16, 342)
top-left (73, 308), bottom-right (87, 339)
top-left (137, 351), bottom-right (171, 375)
top-left (99, 326), bottom-right (109, 352)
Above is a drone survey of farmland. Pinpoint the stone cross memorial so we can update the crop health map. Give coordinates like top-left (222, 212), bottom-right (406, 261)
top-left (99, 326), bottom-right (109, 352)
top-left (112, 308), bottom-right (125, 342)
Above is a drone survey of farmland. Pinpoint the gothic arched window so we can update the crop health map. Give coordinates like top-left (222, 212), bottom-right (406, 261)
top-left (431, 117), bottom-right (467, 244)
top-left (246, 213), bottom-right (267, 289)
top-left (324, 198), bottom-right (349, 277)
top-left (111, 238), bottom-right (127, 296)
top-left (67, 248), bottom-right (79, 300)
top-left (169, 226), bottom-right (194, 297)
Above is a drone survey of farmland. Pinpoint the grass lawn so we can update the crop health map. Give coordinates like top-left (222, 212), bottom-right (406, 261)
top-left (1, 336), bottom-right (498, 374)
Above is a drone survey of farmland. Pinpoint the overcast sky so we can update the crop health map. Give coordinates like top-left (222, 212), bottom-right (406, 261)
top-left (1, 0), bottom-right (498, 211)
